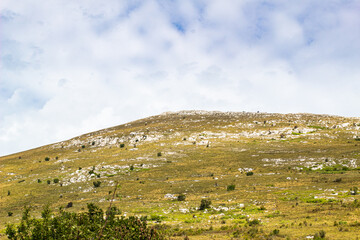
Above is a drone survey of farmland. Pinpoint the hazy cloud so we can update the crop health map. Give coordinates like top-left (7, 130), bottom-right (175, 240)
top-left (1, 0), bottom-right (359, 156)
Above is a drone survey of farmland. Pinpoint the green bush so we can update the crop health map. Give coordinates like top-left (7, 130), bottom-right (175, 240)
top-left (120, 143), bottom-right (125, 148)
top-left (334, 178), bottom-right (342, 182)
top-left (199, 199), bottom-right (211, 210)
top-left (248, 219), bottom-right (260, 226)
top-left (5, 204), bottom-right (164, 239)
top-left (157, 152), bottom-right (162, 157)
top-left (8, 212), bottom-right (13, 217)
top-left (272, 229), bottom-right (280, 235)
top-left (53, 178), bottom-right (59, 184)
top-left (89, 166), bottom-right (96, 175)
top-left (44, 157), bottom-right (50, 161)
top-left (246, 172), bottom-right (254, 176)
top-left (350, 187), bottom-right (358, 195)
top-left (177, 194), bottom-right (186, 201)
top-left (314, 230), bottom-right (326, 239)
top-left (227, 184), bottom-right (235, 191)
top-left (322, 164), bottom-right (349, 172)
top-left (150, 215), bottom-right (166, 222)
top-left (47, 180), bottom-right (51, 184)
top-left (93, 181), bottom-right (101, 188)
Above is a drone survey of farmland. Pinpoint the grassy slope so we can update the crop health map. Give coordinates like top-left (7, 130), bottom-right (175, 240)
top-left (1, 111), bottom-right (360, 239)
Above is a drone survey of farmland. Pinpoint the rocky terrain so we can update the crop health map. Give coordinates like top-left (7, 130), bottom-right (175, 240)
top-left (1, 111), bottom-right (360, 239)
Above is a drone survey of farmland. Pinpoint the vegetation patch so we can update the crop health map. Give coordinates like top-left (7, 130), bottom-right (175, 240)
top-left (6, 204), bottom-right (164, 239)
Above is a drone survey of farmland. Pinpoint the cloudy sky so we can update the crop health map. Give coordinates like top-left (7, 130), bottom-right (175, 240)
top-left (1, 0), bottom-right (360, 156)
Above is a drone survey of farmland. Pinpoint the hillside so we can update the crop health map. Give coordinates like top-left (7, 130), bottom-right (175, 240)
top-left (1, 111), bottom-right (360, 239)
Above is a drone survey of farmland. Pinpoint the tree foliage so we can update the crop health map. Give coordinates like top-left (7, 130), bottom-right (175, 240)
top-left (6, 204), bottom-right (164, 239)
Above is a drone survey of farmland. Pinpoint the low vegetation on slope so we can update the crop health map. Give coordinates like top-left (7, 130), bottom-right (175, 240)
top-left (1, 111), bottom-right (360, 239)
top-left (6, 203), bottom-right (163, 240)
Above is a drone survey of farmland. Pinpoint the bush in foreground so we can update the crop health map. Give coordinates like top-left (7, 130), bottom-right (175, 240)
top-left (6, 204), bottom-right (164, 239)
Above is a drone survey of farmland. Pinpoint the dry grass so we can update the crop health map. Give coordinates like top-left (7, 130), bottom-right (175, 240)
top-left (1, 111), bottom-right (360, 239)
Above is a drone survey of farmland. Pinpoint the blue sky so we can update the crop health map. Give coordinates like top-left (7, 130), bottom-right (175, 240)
top-left (1, 0), bottom-right (360, 156)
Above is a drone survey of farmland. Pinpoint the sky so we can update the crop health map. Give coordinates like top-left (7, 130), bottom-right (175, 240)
top-left (1, 0), bottom-right (360, 156)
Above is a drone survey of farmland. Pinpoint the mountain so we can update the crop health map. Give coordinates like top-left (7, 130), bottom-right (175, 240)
top-left (1, 111), bottom-right (360, 239)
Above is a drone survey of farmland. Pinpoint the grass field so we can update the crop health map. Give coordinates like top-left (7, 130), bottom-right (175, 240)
top-left (1, 111), bottom-right (360, 239)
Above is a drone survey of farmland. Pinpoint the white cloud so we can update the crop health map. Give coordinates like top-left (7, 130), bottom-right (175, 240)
top-left (1, 0), bottom-right (360, 156)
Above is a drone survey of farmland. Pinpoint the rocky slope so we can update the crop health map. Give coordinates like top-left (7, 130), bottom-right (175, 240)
top-left (1, 111), bottom-right (360, 239)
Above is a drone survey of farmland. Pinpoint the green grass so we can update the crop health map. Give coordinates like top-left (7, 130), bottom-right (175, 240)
top-left (308, 125), bottom-right (329, 130)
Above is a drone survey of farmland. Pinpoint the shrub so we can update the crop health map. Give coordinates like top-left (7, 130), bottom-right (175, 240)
top-left (334, 178), bottom-right (342, 183)
top-left (246, 172), bottom-right (254, 176)
top-left (45, 157), bottom-right (50, 161)
top-left (37, 179), bottom-right (41, 183)
top-left (199, 199), bottom-right (211, 210)
top-left (89, 166), bottom-right (96, 175)
top-left (314, 230), bottom-right (326, 239)
top-left (177, 194), bottom-right (186, 201)
top-left (248, 219), bottom-right (260, 226)
top-left (8, 212), bottom-right (13, 217)
top-left (47, 180), bottom-right (51, 184)
top-left (82, 145), bottom-right (85, 149)
top-left (130, 165), bottom-right (134, 171)
top-left (5, 204), bottom-right (163, 239)
top-left (157, 152), bottom-right (162, 157)
top-left (227, 184), bottom-right (235, 191)
top-left (259, 206), bottom-right (266, 210)
top-left (150, 215), bottom-right (165, 222)
top-left (53, 178), bottom-right (59, 184)
top-left (351, 199), bottom-right (360, 208)
top-left (66, 202), bottom-right (73, 208)
top-left (93, 181), bottom-right (101, 188)
top-left (7, 190), bottom-right (10, 196)
top-left (350, 187), bottom-right (358, 195)
top-left (120, 143), bottom-right (125, 148)
top-left (323, 164), bottom-right (350, 172)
